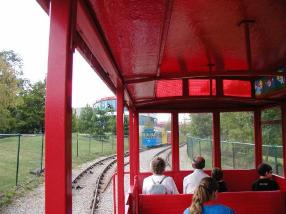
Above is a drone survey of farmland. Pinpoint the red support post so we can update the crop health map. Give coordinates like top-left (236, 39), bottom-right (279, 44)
top-left (134, 112), bottom-right (140, 176)
top-left (254, 109), bottom-right (262, 168)
top-left (45, 0), bottom-right (76, 213)
top-left (116, 86), bottom-right (125, 214)
top-left (213, 111), bottom-right (221, 168)
top-left (129, 108), bottom-right (134, 186)
top-left (172, 113), bottom-right (179, 171)
top-left (281, 103), bottom-right (286, 177)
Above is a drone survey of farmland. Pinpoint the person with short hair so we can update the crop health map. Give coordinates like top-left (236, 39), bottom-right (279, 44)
top-left (252, 163), bottom-right (279, 191)
top-left (211, 167), bottom-right (228, 192)
top-left (183, 177), bottom-right (235, 214)
top-left (142, 157), bottom-right (179, 194)
top-left (183, 156), bottom-right (209, 194)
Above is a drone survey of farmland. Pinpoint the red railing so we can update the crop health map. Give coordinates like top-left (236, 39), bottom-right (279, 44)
top-left (112, 172), bottom-right (139, 214)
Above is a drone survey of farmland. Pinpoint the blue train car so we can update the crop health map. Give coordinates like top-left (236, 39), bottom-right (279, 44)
top-left (141, 128), bottom-right (162, 148)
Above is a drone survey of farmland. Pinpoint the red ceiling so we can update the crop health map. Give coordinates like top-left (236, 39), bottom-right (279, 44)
top-left (39, 0), bottom-right (286, 109)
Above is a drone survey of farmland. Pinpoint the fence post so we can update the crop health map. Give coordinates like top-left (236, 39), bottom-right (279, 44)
top-left (101, 136), bottom-right (103, 153)
top-left (76, 132), bottom-right (79, 157)
top-left (16, 134), bottom-right (21, 186)
top-left (274, 146), bottom-right (278, 174)
top-left (40, 132), bottom-right (44, 171)
top-left (199, 139), bottom-right (201, 156)
top-left (111, 135), bottom-right (114, 150)
top-left (89, 135), bottom-right (91, 154)
top-left (232, 143), bottom-right (236, 169)
top-left (191, 138), bottom-right (194, 159)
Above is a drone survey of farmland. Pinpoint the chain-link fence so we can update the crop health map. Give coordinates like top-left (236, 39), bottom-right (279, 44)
top-left (186, 136), bottom-right (283, 174)
top-left (0, 133), bottom-right (129, 202)
top-left (0, 134), bottom-right (44, 195)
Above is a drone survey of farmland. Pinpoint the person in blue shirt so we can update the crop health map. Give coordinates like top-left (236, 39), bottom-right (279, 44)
top-left (183, 177), bottom-right (235, 214)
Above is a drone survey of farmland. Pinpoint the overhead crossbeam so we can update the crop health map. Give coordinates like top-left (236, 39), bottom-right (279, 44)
top-left (124, 69), bottom-right (285, 84)
top-left (238, 19), bottom-right (255, 73)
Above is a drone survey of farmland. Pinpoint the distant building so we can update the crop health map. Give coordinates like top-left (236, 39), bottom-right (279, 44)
top-left (93, 96), bottom-right (157, 131)
top-left (93, 96), bottom-right (117, 111)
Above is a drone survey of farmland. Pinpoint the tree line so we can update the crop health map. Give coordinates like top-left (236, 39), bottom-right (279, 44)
top-left (0, 50), bottom-right (45, 134)
top-left (185, 109), bottom-right (282, 147)
top-left (0, 50), bottom-right (128, 136)
top-left (73, 105), bottom-right (129, 137)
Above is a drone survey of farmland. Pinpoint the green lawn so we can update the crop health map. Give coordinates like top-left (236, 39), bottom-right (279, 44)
top-left (0, 134), bottom-right (129, 207)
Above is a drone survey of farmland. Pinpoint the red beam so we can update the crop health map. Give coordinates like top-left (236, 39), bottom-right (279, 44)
top-left (213, 111), bottom-right (221, 168)
top-left (129, 108), bottom-right (134, 186)
top-left (281, 103), bottom-right (286, 177)
top-left (75, 33), bottom-right (116, 94)
top-left (76, 0), bottom-right (135, 108)
top-left (125, 70), bottom-right (286, 84)
top-left (37, 0), bottom-right (50, 14)
top-left (171, 113), bottom-right (179, 172)
top-left (157, 0), bottom-right (174, 74)
top-left (116, 86), bottom-right (125, 214)
top-left (254, 109), bottom-right (262, 168)
top-left (45, 0), bottom-right (76, 213)
top-left (238, 20), bottom-right (255, 72)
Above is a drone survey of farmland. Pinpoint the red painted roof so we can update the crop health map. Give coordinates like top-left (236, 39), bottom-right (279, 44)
top-left (38, 0), bottom-right (286, 110)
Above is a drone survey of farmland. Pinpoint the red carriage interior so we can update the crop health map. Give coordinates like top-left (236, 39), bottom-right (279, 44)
top-left (37, 0), bottom-right (286, 213)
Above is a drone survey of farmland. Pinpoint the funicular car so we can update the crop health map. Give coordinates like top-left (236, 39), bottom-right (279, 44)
top-left (37, 0), bottom-right (286, 213)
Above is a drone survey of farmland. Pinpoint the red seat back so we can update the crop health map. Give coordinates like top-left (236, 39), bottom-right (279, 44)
top-left (137, 169), bottom-right (258, 193)
top-left (138, 191), bottom-right (286, 214)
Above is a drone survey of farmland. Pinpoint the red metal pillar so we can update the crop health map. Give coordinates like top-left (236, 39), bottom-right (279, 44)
top-left (281, 103), bottom-right (286, 177)
top-left (45, 0), bottom-right (76, 213)
top-left (133, 112), bottom-right (140, 176)
top-left (129, 108), bottom-right (134, 186)
top-left (254, 109), bottom-right (262, 168)
top-left (172, 113), bottom-right (179, 171)
top-left (213, 111), bottom-right (221, 168)
top-left (116, 86), bottom-right (125, 214)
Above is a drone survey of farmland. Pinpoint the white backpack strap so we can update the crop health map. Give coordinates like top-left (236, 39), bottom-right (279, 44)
top-left (159, 176), bottom-right (167, 184)
top-left (151, 176), bottom-right (156, 184)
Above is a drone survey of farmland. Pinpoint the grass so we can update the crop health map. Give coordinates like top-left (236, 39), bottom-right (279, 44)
top-left (0, 133), bottom-right (129, 207)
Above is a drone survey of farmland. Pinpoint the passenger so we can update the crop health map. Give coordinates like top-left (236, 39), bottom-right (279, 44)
top-left (183, 156), bottom-right (209, 194)
top-left (183, 177), bottom-right (235, 214)
top-left (211, 167), bottom-right (228, 192)
top-left (252, 163), bottom-right (280, 191)
top-left (142, 157), bottom-right (179, 194)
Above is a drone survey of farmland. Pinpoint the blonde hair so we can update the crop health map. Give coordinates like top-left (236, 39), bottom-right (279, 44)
top-left (189, 177), bottom-right (218, 214)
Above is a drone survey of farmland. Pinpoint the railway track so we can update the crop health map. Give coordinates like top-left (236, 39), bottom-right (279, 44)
top-left (71, 153), bottom-right (129, 214)
top-left (72, 145), bottom-right (184, 213)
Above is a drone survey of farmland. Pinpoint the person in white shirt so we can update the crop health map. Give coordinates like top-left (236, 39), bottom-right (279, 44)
top-left (142, 157), bottom-right (179, 194)
top-left (183, 156), bottom-right (209, 194)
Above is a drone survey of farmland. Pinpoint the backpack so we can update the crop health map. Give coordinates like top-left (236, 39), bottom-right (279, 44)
top-left (148, 176), bottom-right (168, 195)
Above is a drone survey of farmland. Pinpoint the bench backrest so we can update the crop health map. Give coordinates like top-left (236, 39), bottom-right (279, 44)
top-left (138, 191), bottom-right (286, 214)
top-left (137, 170), bottom-right (258, 193)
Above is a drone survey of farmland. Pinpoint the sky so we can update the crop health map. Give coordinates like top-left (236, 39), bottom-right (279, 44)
top-left (0, 0), bottom-right (114, 108)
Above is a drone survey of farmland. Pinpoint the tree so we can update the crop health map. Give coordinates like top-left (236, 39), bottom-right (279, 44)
top-left (124, 115), bottom-right (129, 135)
top-left (0, 50), bottom-right (24, 133)
top-left (13, 80), bottom-right (46, 133)
top-left (93, 107), bottom-right (111, 138)
top-left (78, 105), bottom-right (94, 134)
top-left (189, 113), bottom-right (212, 138)
top-left (72, 109), bottom-right (78, 133)
top-left (220, 112), bottom-right (253, 143)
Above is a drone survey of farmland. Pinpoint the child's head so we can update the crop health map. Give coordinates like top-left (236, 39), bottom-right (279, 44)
top-left (150, 157), bottom-right (166, 175)
top-left (257, 163), bottom-right (273, 178)
top-left (211, 167), bottom-right (224, 181)
top-left (190, 177), bottom-right (219, 213)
